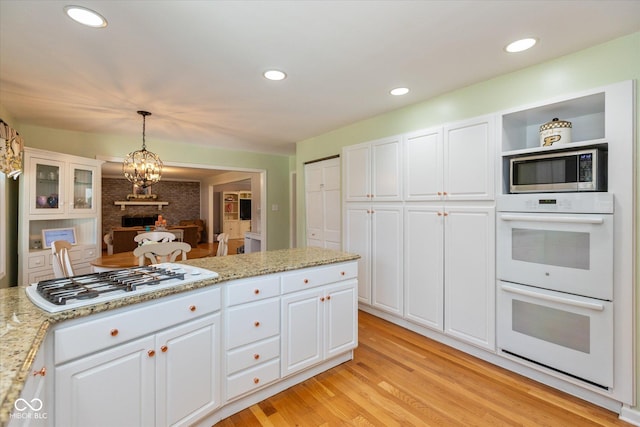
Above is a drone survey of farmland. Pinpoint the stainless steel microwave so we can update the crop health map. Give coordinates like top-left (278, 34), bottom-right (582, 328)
top-left (509, 148), bottom-right (607, 193)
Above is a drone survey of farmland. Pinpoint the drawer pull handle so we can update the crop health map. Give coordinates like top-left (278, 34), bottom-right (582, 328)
top-left (189, 305), bottom-right (197, 312)
top-left (110, 329), bottom-right (119, 337)
top-left (254, 289), bottom-right (260, 295)
top-left (161, 345), bottom-right (168, 353)
top-left (148, 350), bottom-right (156, 357)
top-left (253, 353), bottom-right (260, 360)
top-left (303, 279), bottom-right (309, 284)
top-left (254, 321), bottom-right (260, 327)
top-left (32, 367), bottom-right (46, 377)
top-left (253, 377), bottom-right (260, 384)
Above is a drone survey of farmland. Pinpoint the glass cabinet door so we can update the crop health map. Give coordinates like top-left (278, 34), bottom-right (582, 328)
top-left (70, 164), bottom-right (96, 213)
top-left (30, 157), bottom-right (64, 214)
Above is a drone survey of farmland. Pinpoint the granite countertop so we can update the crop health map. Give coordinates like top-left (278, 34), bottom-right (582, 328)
top-left (0, 247), bottom-right (359, 425)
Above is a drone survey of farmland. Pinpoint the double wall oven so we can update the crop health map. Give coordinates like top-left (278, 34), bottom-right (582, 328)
top-left (496, 192), bottom-right (614, 389)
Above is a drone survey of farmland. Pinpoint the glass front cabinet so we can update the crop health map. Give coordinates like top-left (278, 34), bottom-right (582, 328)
top-left (28, 156), bottom-right (98, 215)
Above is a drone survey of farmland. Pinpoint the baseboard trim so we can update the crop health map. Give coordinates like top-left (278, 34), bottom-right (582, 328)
top-left (620, 405), bottom-right (640, 426)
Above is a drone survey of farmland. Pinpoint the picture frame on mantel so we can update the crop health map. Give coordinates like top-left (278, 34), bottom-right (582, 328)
top-left (127, 184), bottom-right (158, 200)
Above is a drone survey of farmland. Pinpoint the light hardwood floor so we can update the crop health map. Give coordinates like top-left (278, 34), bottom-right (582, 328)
top-left (216, 311), bottom-right (631, 426)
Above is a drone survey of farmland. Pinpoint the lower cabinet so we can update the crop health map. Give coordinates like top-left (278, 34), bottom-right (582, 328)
top-left (404, 204), bottom-right (495, 350)
top-left (53, 287), bottom-right (222, 427)
top-left (281, 280), bottom-right (358, 377)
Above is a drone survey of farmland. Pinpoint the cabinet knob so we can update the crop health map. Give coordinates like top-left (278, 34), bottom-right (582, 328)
top-left (32, 367), bottom-right (46, 377)
top-left (253, 377), bottom-right (260, 384)
top-left (253, 353), bottom-right (260, 360)
top-left (254, 321), bottom-right (260, 327)
top-left (189, 305), bottom-right (197, 312)
top-left (303, 279), bottom-right (309, 284)
top-left (437, 192), bottom-right (442, 196)
top-left (443, 191), bottom-right (448, 196)
top-left (161, 345), bottom-right (168, 353)
top-left (110, 329), bottom-right (119, 337)
top-left (320, 297), bottom-right (325, 302)
top-left (340, 271), bottom-right (345, 276)
top-left (326, 295), bottom-right (331, 300)
top-left (254, 289), bottom-right (260, 295)
top-left (148, 350), bottom-right (156, 357)
top-left (437, 212), bottom-right (442, 216)
top-left (443, 212), bottom-right (449, 217)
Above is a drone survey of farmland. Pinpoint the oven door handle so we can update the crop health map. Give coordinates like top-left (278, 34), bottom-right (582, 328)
top-left (499, 214), bottom-right (604, 225)
top-left (500, 284), bottom-right (605, 311)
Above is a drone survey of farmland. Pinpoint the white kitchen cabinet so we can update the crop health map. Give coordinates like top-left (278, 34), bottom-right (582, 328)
top-left (343, 204), bottom-right (403, 314)
top-left (281, 280), bottom-right (357, 377)
top-left (305, 157), bottom-right (341, 249)
top-left (343, 135), bottom-right (402, 202)
top-left (403, 115), bottom-right (494, 201)
top-left (53, 287), bottom-right (222, 427)
top-left (404, 205), bottom-right (494, 349)
top-left (443, 206), bottom-right (495, 350)
top-left (7, 337), bottom-right (51, 427)
top-left (19, 147), bottom-right (102, 286)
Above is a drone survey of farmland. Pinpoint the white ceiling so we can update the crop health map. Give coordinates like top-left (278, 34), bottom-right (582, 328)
top-left (1, 0), bottom-right (639, 157)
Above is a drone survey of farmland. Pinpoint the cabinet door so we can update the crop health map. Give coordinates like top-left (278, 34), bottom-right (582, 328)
top-left (55, 336), bottom-right (155, 427)
top-left (443, 115), bottom-right (495, 200)
top-left (324, 280), bottom-right (358, 359)
top-left (371, 205), bottom-right (403, 315)
top-left (404, 128), bottom-right (443, 201)
top-left (8, 340), bottom-right (50, 427)
top-left (156, 313), bottom-right (221, 427)
top-left (68, 163), bottom-right (98, 214)
top-left (323, 159), bottom-right (342, 247)
top-left (305, 178), bottom-right (324, 246)
top-left (343, 205), bottom-right (371, 304)
top-left (281, 288), bottom-right (323, 377)
top-left (444, 206), bottom-right (495, 350)
top-left (343, 143), bottom-right (370, 201)
top-left (29, 156), bottom-right (65, 215)
top-left (371, 136), bottom-right (402, 201)
top-left (404, 205), bottom-right (444, 331)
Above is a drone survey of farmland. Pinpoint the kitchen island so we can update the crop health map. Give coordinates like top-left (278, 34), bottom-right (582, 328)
top-left (0, 247), bottom-right (359, 426)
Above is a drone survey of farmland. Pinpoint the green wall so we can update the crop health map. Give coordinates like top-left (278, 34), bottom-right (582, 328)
top-left (8, 123), bottom-right (292, 256)
top-left (295, 31), bottom-right (640, 411)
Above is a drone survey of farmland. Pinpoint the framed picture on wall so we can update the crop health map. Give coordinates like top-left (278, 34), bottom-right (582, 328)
top-left (133, 184), bottom-right (151, 196)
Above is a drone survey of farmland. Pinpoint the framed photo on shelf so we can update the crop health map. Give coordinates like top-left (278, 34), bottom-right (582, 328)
top-left (42, 227), bottom-right (77, 249)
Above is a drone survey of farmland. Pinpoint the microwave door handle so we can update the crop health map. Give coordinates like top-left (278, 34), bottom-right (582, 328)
top-left (500, 284), bottom-right (605, 311)
top-left (499, 214), bottom-right (604, 225)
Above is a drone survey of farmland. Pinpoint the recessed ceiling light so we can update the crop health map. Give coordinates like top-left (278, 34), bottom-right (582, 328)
top-left (263, 70), bottom-right (287, 81)
top-left (64, 5), bottom-right (107, 28)
top-left (505, 38), bottom-right (537, 53)
top-left (390, 87), bottom-right (410, 96)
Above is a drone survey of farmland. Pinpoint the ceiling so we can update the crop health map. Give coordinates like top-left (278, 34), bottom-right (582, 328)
top-left (1, 1), bottom-right (639, 157)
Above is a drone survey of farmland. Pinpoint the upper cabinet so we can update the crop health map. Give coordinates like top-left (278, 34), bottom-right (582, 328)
top-left (404, 115), bottom-right (495, 201)
top-left (28, 154), bottom-right (99, 216)
top-left (343, 135), bottom-right (402, 202)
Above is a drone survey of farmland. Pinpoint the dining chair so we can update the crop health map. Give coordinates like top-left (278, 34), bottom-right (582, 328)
top-left (51, 240), bottom-right (75, 278)
top-left (216, 233), bottom-right (229, 256)
top-left (133, 241), bottom-right (192, 266)
top-left (134, 231), bottom-right (177, 245)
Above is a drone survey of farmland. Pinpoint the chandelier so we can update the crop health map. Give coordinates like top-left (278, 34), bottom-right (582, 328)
top-left (123, 110), bottom-right (163, 188)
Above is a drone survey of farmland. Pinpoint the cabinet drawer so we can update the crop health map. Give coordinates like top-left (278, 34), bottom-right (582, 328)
top-left (55, 286), bottom-right (221, 364)
top-left (28, 255), bottom-right (46, 269)
top-left (226, 275), bottom-right (280, 306)
top-left (227, 336), bottom-right (280, 375)
top-left (28, 270), bottom-right (54, 285)
top-left (226, 358), bottom-right (280, 401)
top-left (281, 262), bottom-right (358, 294)
top-left (226, 299), bottom-right (279, 349)
top-left (83, 247), bottom-right (98, 260)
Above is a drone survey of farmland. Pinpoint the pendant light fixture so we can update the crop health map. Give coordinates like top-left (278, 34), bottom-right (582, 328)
top-left (123, 111), bottom-right (163, 188)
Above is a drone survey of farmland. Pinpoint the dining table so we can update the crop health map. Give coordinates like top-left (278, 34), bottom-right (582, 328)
top-left (91, 247), bottom-right (213, 272)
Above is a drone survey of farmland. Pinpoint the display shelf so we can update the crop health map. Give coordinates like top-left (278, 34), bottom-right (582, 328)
top-left (501, 138), bottom-right (607, 158)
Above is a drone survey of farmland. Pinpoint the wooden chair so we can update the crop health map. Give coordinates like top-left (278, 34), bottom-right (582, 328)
top-left (216, 233), bottom-right (229, 256)
top-left (133, 241), bottom-right (192, 266)
top-left (51, 240), bottom-right (75, 278)
top-left (134, 231), bottom-right (177, 245)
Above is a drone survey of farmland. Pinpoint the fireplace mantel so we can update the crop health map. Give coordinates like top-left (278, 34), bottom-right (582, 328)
top-left (114, 201), bottom-right (169, 211)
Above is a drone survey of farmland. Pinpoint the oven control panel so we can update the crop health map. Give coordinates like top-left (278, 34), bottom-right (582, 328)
top-left (497, 192), bottom-right (614, 214)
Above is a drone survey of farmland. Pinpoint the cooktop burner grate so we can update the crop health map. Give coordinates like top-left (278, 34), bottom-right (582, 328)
top-left (36, 266), bottom-right (185, 306)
